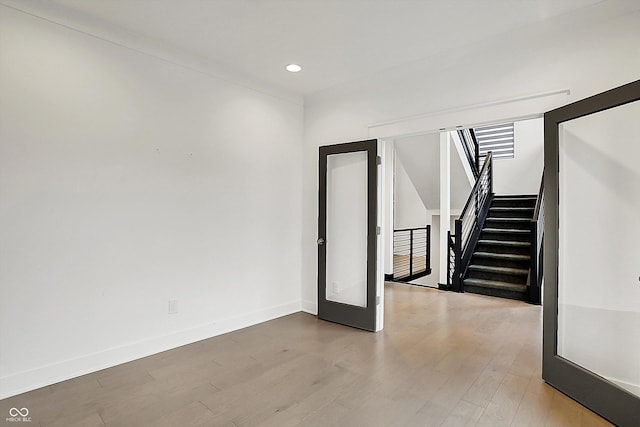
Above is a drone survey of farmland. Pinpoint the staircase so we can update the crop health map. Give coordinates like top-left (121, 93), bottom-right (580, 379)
top-left (463, 195), bottom-right (536, 300)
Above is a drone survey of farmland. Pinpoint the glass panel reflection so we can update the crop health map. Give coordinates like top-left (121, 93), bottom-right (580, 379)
top-left (325, 151), bottom-right (368, 308)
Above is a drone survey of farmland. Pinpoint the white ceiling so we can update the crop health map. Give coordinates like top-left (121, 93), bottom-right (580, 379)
top-left (4, 0), bottom-right (626, 96)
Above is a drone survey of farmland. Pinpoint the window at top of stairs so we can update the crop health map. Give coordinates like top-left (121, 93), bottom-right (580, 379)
top-left (474, 122), bottom-right (514, 160)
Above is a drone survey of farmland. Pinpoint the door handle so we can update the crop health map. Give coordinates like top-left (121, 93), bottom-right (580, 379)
top-left (317, 238), bottom-right (325, 245)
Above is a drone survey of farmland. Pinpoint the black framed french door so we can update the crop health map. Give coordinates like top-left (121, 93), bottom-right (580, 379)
top-left (543, 79), bottom-right (640, 426)
top-left (317, 139), bottom-right (379, 332)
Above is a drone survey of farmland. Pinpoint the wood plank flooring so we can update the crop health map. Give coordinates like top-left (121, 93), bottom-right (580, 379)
top-left (0, 283), bottom-right (613, 426)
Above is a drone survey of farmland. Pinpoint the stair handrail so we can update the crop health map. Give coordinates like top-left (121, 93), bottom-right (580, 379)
top-left (528, 173), bottom-right (544, 304)
top-left (457, 129), bottom-right (480, 178)
top-left (452, 152), bottom-right (494, 291)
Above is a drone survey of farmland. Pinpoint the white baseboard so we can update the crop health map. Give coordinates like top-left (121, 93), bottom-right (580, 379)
top-left (0, 300), bottom-right (301, 400)
top-left (301, 300), bottom-right (317, 315)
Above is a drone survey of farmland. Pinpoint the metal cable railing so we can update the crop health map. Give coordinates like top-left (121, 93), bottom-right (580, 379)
top-left (392, 226), bottom-right (430, 281)
top-left (452, 152), bottom-right (494, 291)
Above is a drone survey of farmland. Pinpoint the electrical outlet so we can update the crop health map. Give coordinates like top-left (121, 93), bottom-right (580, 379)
top-left (168, 299), bottom-right (178, 314)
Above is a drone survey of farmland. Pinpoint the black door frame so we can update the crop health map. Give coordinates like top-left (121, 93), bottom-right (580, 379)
top-left (543, 79), bottom-right (640, 426)
top-left (318, 139), bottom-right (378, 331)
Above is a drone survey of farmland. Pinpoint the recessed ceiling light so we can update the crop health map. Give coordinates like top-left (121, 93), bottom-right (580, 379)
top-left (285, 64), bottom-right (302, 73)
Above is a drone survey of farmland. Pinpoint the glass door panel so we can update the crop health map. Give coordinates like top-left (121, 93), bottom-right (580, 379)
top-left (544, 79), bottom-right (640, 426)
top-left (558, 100), bottom-right (640, 398)
top-left (325, 151), bottom-right (368, 307)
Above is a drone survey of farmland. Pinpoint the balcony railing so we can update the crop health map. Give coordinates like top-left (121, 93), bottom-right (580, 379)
top-left (392, 226), bottom-right (431, 281)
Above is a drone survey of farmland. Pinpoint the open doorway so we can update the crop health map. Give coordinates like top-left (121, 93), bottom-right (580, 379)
top-left (386, 117), bottom-right (544, 301)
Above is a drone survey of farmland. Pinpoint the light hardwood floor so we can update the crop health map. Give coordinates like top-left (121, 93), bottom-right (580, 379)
top-left (1, 283), bottom-right (613, 426)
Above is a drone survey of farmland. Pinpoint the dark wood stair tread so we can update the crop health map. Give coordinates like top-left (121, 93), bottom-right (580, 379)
top-left (492, 196), bottom-right (536, 201)
top-left (482, 228), bottom-right (530, 234)
top-left (463, 278), bottom-right (527, 293)
top-left (490, 207), bottom-right (534, 211)
top-left (473, 252), bottom-right (529, 261)
top-left (468, 265), bottom-right (529, 276)
top-left (478, 239), bottom-right (530, 247)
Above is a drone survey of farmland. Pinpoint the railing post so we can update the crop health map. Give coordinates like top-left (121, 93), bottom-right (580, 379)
top-left (490, 154), bottom-right (494, 192)
top-left (446, 231), bottom-right (452, 289)
top-left (528, 173), bottom-right (544, 305)
top-left (426, 225), bottom-right (431, 271)
top-left (409, 229), bottom-right (414, 277)
top-left (529, 221), bottom-right (539, 304)
top-left (470, 128), bottom-right (480, 173)
top-left (446, 230), bottom-right (456, 291)
top-left (475, 184), bottom-right (479, 229)
top-left (453, 219), bottom-right (463, 292)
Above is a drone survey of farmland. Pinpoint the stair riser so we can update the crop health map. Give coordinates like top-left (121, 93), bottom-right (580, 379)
top-left (467, 270), bottom-right (528, 284)
top-left (464, 285), bottom-right (527, 301)
top-left (471, 256), bottom-right (530, 269)
top-left (481, 231), bottom-right (531, 242)
top-left (489, 209), bottom-right (534, 219)
top-left (485, 219), bottom-right (530, 230)
top-left (476, 243), bottom-right (530, 255)
top-left (491, 198), bottom-right (536, 208)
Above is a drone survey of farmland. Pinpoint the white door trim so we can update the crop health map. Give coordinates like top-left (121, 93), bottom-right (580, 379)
top-left (368, 89), bottom-right (570, 139)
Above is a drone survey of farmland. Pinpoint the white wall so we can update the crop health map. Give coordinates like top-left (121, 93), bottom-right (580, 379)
top-left (417, 214), bottom-right (459, 288)
top-left (301, 7), bottom-right (640, 312)
top-left (393, 156), bottom-right (427, 229)
top-left (492, 118), bottom-right (544, 195)
top-left (393, 133), bottom-right (471, 211)
top-left (557, 100), bottom-right (640, 395)
top-left (0, 6), bottom-right (303, 398)
top-left (394, 133), bottom-right (440, 211)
